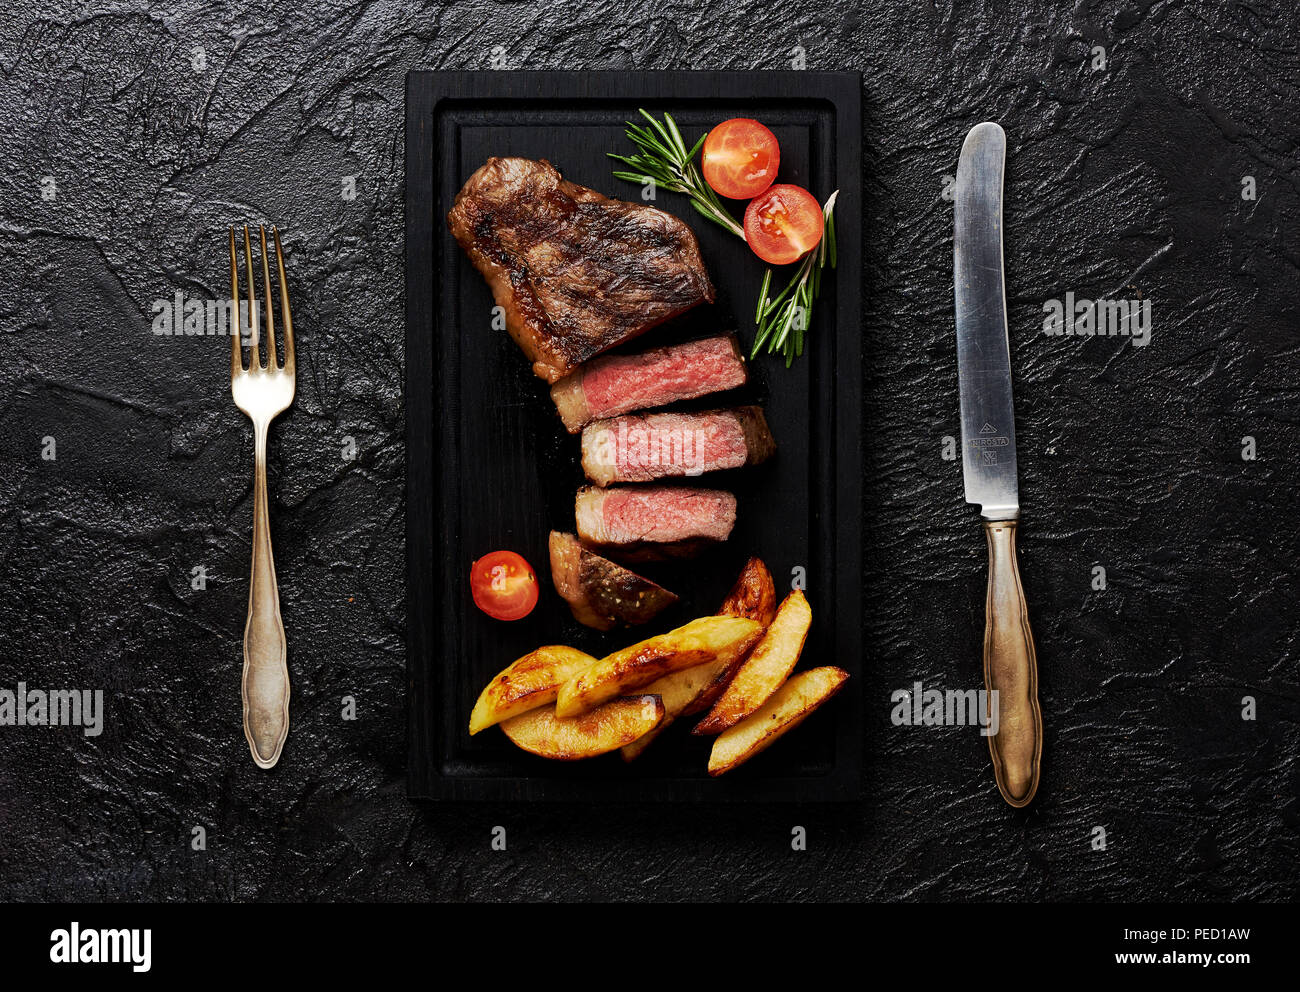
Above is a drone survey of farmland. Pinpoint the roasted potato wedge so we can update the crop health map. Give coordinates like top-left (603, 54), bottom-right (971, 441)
top-left (469, 645), bottom-right (597, 735)
top-left (679, 557), bottom-right (779, 717)
top-left (707, 666), bottom-right (848, 776)
top-left (717, 556), bottom-right (778, 626)
top-left (620, 657), bottom-right (732, 761)
top-left (681, 666), bottom-right (738, 718)
top-left (555, 615), bottom-right (762, 718)
top-left (694, 590), bottom-right (811, 735)
top-left (502, 695), bottom-right (665, 760)
top-left (624, 558), bottom-right (778, 758)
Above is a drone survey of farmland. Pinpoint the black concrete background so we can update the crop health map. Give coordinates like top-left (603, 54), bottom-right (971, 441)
top-left (0, 1), bottom-right (1296, 901)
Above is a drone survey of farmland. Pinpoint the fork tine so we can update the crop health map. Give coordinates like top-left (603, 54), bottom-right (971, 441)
top-left (229, 228), bottom-right (243, 375)
top-left (242, 225), bottom-right (261, 369)
top-left (257, 226), bottom-right (278, 369)
top-left (272, 227), bottom-right (294, 375)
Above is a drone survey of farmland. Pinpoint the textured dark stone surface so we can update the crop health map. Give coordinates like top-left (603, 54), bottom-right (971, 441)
top-left (0, 1), bottom-right (1297, 901)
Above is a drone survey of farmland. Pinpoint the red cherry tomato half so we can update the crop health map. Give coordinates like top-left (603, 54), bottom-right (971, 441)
top-left (470, 550), bottom-right (539, 621)
top-left (743, 184), bottom-right (825, 265)
top-left (701, 118), bottom-right (781, 200)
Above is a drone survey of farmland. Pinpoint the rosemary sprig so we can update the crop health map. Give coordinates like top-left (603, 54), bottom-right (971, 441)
top-left (751, 190), bottom-right (839, 367)
top-left (610, 111), bottom-right (839, 368)
top-left (608, 110), bottom-right (745, 239)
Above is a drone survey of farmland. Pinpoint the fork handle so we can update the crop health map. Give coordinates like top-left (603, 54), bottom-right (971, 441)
top-left (243, 419), bottom-right (290, 768)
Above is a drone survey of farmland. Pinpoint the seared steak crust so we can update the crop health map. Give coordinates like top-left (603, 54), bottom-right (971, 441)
top-left (549, 531), bottom-right (678, 630)
top-left (448, 157), bottom-right (715, 383)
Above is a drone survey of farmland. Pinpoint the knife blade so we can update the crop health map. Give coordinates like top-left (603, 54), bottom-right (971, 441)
top-left (954, 122), bottom-right (1043, 808)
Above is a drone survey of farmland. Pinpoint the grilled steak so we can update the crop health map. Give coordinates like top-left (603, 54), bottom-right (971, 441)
top-left (581, 406), bottom-right (776, 486)
top-left (549, 531), bottom-right (678, 630)
top-left (575, 485), bottom-right (736, 560)
top-left (447, 157), bottom-right (715, 383)
top-left (550, 334), bottom-right (747, 433)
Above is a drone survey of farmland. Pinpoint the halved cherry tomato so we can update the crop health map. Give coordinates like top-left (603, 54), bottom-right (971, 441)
top-left (743, 184), bottom-right (825, 265)
top-left (701, 118), bottom-right (780, 200)
top-left (470, 550), bottom-right (539, 621)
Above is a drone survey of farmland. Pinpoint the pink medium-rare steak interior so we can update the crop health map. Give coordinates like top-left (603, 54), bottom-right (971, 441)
top-left (582, 336), bottom-right (746, 415)
top-left (576, 486), bottom-right (736, 549)
top-left (580, 406), bottom-right (775, 486)
top-left (550, 334), bottom-right (748, 432)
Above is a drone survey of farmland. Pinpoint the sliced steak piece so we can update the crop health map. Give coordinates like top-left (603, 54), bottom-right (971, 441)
top-left (581, 406), bottom-right (776, 486)
top-left (550, 333), bottom-right (747, 433)
top-left (575, 485), bottom-right (736, 561)
top-left (447, 157), bottom-right (715, 383)
top-left (548, 531), bottom-right (678, 631)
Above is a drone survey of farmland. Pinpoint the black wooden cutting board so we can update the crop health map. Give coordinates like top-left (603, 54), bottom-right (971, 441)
top-left (406, 70), bottom-right (862, 801)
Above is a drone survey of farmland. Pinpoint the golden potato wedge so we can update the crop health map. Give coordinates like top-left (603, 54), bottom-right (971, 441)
top-left (680, 666), bottom-right (737, 718)
top-left (694, 590), bottom-right (811, 735)
top-left (708, 666), bottom-right (848, 776)
top-left (555, 615), bottom-right (762, 719)
top-left (468, 645), bottom-right (597, 735)
top-left (717, 556), bottom-right (778, 626)
top-left (502, 695), bottom-right (665, 760)
top-left (678, 557), bottom-right (779, 718)
top-left (624, 558), bottom-right (779, 758)
top-left (619, 657), bottom-right (732, 761)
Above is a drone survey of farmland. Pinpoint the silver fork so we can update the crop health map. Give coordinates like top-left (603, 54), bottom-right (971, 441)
top-left (229, 225), bottom-right (296, 769)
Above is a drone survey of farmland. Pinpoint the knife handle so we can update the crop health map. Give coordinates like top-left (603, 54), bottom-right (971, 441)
top-left (982, 520), bottom-right (1042, 807)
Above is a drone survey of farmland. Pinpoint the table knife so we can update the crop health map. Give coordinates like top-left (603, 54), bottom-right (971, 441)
top-left (954, 122), bottom-right (1043, 807)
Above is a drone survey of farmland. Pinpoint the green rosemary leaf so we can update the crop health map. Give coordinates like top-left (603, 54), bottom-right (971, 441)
top-left (641, 110), bottom-right (675, 152)
top-left (688, 199), bottom-right (723, 226)
top-left (611, 110), bottom-right (745, 239)
top-left (663, 113), bottom-right (689, 158)
top-left (749, 191), bottom-right (839, 366)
